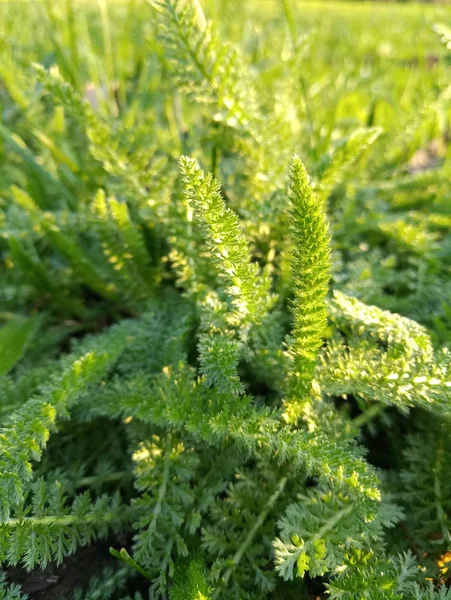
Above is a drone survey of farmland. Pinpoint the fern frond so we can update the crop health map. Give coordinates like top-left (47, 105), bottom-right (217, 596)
top-left (202, 467), bottom-right (287, 598)
top-left (131, 434), bottom-right (198, 596)
top-left (0, 480), bottom-right (129, 570)
top-left (153, 0), bottom-right (258, 135)
top-left (0, 324), bottom-right (128, 519)
top-left (73, 567), bottom-right (130, 600)
top-left (400, 416), bottom-right (451, 551)
top-left (316, 127), bottom-right (381, 203)
top-left (273, 484), bottom-right (399, 580)
top-left (410, 583), bottom-right (451, 600)
top-left (89, 362), bottom-right (381, 506)
top-left (322, 339), bottom-right (451, 410)
top-left (0, 366), bottom-right (53, 420)
top-left (154, 0), bottom-right (292, 231)
top-left (330, 291), bottom-right (433, 360)
top-left (284, 156), bottom-right (331, 409)
top-left (325, 552), bottom-right (417, 600)
top-left (90, 190), bottom-right (156, 305)
top-left (179, 156), bottom-right (273, 329)
top-left (0, 573), bottom-right (27, 600)
top-left (197, 332), bottom-right (244, 396)
top-left (33, 64), bottom-right (162, 205)
top-left (321, 293), bottom-right (451, 410)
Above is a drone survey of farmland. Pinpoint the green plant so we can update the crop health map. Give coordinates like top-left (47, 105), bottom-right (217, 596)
top-left (1, 0), bottom-right (451, 598)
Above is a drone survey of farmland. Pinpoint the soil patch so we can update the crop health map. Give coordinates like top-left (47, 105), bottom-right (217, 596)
top-left (6, 538), bottom-right (127, 599)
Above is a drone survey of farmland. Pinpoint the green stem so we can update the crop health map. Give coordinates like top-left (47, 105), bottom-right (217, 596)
top-left (165, 1), bottom-right (210, 81)
top-left (4, 511), bottom-right (125, 527)
top-left (289, 503), bottom-right (353, 568)
top-left (76, 471), bottom-right (130, 488)
top-left (353, 403), bottom-right (385, 428)
top-left (315, 504), bottom-right (353, 540)
top-left (109, 547), bottom-right (152, 580)
top-left (147, 435), bottom-right (172, 536)
top-left (216, 476), bottom-right (288, 595)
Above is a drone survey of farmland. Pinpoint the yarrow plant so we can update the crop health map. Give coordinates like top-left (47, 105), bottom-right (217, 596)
top-left (0, 0), bottom-right (451, 598)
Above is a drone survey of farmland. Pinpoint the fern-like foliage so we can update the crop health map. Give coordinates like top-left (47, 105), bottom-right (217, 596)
top-left (179, 156), bottom-right (273, 329)
top-left (90, 190), bottom-right (157, 305)
top-left (284, 156), bottom-right (331, 412)
top-left (152, 0), bottom-right (253, 118)
top-left (410, 584), bottom-right (451, 600)
top-left (315, 128), bottom-right (381, 203)
top-left (0, 574), bottom-right (27, 600)
top-left (73, 567), bottom-right (130, 600)
top-left (170, 560), bottom-right (211, 600)
top-left (1, 1), bottom-right (451, 598)
top-left (325, 552), bottom-right (417, 600)
top-left (0, 480), bottom-right (129, 571)
top-left (202, 467), bottom-right (288, 598)
top-left (274, 485), bottom-right (402, 580)
top-left (152, 0), bottom-right (293, 236)
top-left (34, 64), bottom-right (163, 206)
top-left (321, 292), bottom-right (451, 410)
top-left (131, 434), bottom-right (198, 596)
top-left (400, 416), bottom-right (451, 554)
top-left (0, 323), bottom-right (128, 520)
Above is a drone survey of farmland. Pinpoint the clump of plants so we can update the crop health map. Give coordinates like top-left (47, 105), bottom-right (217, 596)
top-left (1, 0), bottom-right (451, 598)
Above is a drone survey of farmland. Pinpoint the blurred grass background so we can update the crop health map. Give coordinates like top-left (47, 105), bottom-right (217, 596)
top-left (2, 0), bottom-right (450, 142)
top-left (1, 0), bottom-right (451, 335)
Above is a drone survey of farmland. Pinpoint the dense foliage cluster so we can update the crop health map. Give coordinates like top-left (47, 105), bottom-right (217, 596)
top-left (1, 0), bottom-right (451, 598)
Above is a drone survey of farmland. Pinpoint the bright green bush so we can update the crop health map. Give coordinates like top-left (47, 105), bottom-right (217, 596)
top-left (1, 0), bottom-right (451, 598)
